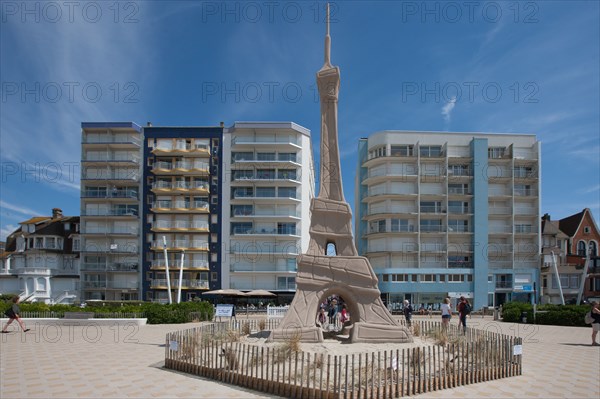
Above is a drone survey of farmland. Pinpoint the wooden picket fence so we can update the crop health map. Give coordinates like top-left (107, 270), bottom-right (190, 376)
top-left (165, 320), bottom-right (522, 398)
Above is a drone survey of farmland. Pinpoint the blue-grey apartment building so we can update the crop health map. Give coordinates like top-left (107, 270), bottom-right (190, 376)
top-left (355, 131), bottom-right (541, 310)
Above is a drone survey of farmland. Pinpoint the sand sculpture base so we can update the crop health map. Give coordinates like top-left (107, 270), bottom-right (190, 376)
top-left (269, 254), bottom-right (413, 343)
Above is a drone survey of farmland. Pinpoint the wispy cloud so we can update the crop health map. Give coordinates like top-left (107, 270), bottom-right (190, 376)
top-left (441, 97), bottom-right (457, 123)
top-left (0, 200), bottom-right (43, 217)
top-left (578, 184), bottom-right (600, 195)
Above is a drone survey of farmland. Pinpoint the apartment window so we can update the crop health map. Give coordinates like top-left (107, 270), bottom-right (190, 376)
top-left (277, 276), bottom-right (296, 290)
top-left (257, 152), bottom-right (276, 161)
top-left (448, 164), bottom-right (470, 176)
top-left (420, 219), bottom-right (442, 232)
top-left (420, 201), bottom-right (442, 213)
top-left (448, 256), bottom-right (471, 268)
top-left (448, 219), bottom-right (469, 233)
top-left (419, 145), bottom-right (442, 157)
top-left (72, 238), bottom-right (80, 251)
top-left (211, 272), bottom-right (218, 282)
top-left (421, 274), bottom-right (435, 282)
top-left (496, 274), bottom-right (512, 288)
top-left (232, 205), bottom-right (253, 216)
top-left (277, 223), bottom-right (296, 235)
top-left (277, 187), bottom-right (296, 198)
top-left (256, 187), bottom-right (276, 197)
top-left (448, 183), bottom-right (469, 195)
top-left (488, 147), bottom-right (506, 159)
top-left (278, 170), bottom-right (297, 180)
top-left (515, 224), bottom-right (533, 233)
top-left (232, 170), bottom-right (253, 180)
top-left (514, 166), bottom-right (534, 178)
top-left (231, 222), bottom-right (252, 235)
top-left (369, 146), bottom-right (387, 159)
top-left (552, 274), bottom-right (580, 289)
top-left (448, 201), bottom-right (469, 214)
top-left (232, 152), bottom-right (253, 161)
top-left (35, 237), bottom-right (43, 248)
top-left (542, 277), bottom-right (547, 289)
top-left (447, 274), bottom-right (463, 282)
top-left (390, 145), bottom-right (413, 157)
top-left (256, 169), bottom-right (275, 180)
top-left (488, 275), bottom-right (493, 283)
top-left (383, 274), bottom-right (389, 282)
top-left (232, 187), bottom-right (253, 198)
top-left (577, 241), bottom-right (587, 256)
top-left (278, 153), bottom-right (297, 162)
top-left (391, 219), bottom-right (410, 232)
top-left (439, 275), bottom-right (446, 282)
top-left (370, 220), bottom-right (386, 233)
top-left (514, 184), bottom-right (532, 196)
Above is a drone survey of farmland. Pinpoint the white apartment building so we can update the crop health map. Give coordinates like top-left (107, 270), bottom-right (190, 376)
top-left (356, 131), bottom-right (541, 310)
top-left (80, 122), bottom-right (142, 301)
top-left (222, 122), bottom-right (315, 303)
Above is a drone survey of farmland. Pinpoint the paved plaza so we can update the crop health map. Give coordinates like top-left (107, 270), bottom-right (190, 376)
top-left (1, 316), bottom-right (598, 398)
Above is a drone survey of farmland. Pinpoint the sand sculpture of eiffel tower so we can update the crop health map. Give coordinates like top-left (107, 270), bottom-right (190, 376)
top-left (269, 5), bottom-right (412, 343)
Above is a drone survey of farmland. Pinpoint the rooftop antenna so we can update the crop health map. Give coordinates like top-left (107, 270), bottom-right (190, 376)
top-left (323, 3), bottom-right (332, 68)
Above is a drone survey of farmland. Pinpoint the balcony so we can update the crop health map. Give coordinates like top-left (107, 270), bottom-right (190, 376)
top-left (362, 190), bottom-right (417, 201)
top-left (489, 226), bottom-right (513, 234)
top-left (81, 189), bottom-right (138, 200)
top-left (231, 155), bottom-right (299, 167)
top-left (81, 209), bottom-right (138, 217)
top-left (448, 187), bottom-right (472, 196)
top-left (362, 167), bottom-right (418, 185)
top-left (81, 246), bottom-right (138, 254)
top-left (367, 225), bottom-right (415, 235)
top-left (231, 173), bottom-right (300, 184)
top-left (231, 194), bottom-right (299, 203)
top-left (81, 262), bottom-right (138, 272)
top-left (448, 206), bottom-right (471, 214)
top-left (82, 155), bottom-right (141, 166)
top-left (514, 188), bottom-right (538, 197)
top-left (515, 225), bottom-right (536, 234)
top-left (420, 225), bottom-right (446, 233)
top-left (150, 260), bottom-right (209, 270)
top-left (150, 279), bottom-right (209, 289)
top-left (487, 244), bottom-right (513, 254)
top-left (151, 221), bottom-right (210, 232)
top-left (489, 206), bottom-right (512, 215)
top-left (420, 206), bottom-right (445, 214)
top-left (150, 200), bottom-right (210, 213)
top-left (80, 226), bottom-right (138, 236)
top-left (151, 143), bottom-right (210, 156)
top-left (81, 172), bottom-right (140, 182)
top-left (150, 240), bottom-right (209, 251)
top-left (231, 227), bottom-right (298, 237)
top-left (488, 188), bottom-right (511, 197)
top-left (151, 161), bottom-right (210, 175)
top-left (495, 281), bottom-right (513, 289)
top-left (151, 181), bottom-right (209, 194)
top-left (448, 261), bottom-right (474, 268)
top-left (229, 244), bottom-right (300, 256)
top-left (447, 225), bottom-right (472, 233)
top-left (231, 210), bottom-right (300, 219)
top-left (82, 281), bottom-right (138, 290)
top-left (420, 243), bottom-right (446, 252)
top-left (82, 135), bottom-right (141, 146)
top-left (231, 136), bottom-right (300, 148)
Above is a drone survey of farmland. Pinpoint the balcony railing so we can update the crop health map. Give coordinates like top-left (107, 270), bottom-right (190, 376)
top-left (514, 189), bottom-right (537, 197)
top-left (232, 210), bottom-right (300, 218)
top-left (82, 189), bottom-right (138, 199)
top-left (81, 226), bottom-right (138, 235)
top-left (150, 260), bottom-right (209, 269)
top-left (82, 155), bottom-right (140, 163)
top-left (448, 188), bottom-right (472, 195)
top-left (151, 240), bottom-right (209, 250)
top-left (152, 161), bottom-right (210, 171)
top-left (152, 221), bottom-right (209, 230)
top-left (489, 207), bottom-right (512, 215)
top-left (81, 263), bottom-right (138, 271)
top-left (81, 172), bottom-right (139, 181)
top-left (150, 279), bottom-right (209, 289)
top-left (81, 209), bottom-right (138, 217)
top-left (495, 281), bottom-right (513, 289)
top-left (448, 261), bottom-right (474, 268)
top-left (82, 135), bottom-right (141, 145)
top-left (448, 206), bottom-right (471, 214)
top-left (152, 181), bottom-right (209, 191)
top-left (420, 206), bottom-right (445, 213)
top-left (420, 225), bottom-right (446, 233)
top-left (489, 226), bottom-right (513, 234)
top-left (232, 227), bottom-right (297, 236)
top-left (232, 136), bottom-right (299, 146)
top-left (151, 201), bottom-right (209, 211)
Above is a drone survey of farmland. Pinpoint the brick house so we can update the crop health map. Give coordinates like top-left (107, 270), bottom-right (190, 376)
top-left (559, 208), bottom-right (600, 302)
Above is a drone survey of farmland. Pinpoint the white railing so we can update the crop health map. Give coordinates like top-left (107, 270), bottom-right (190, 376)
top-left (267, 305), bottom-right (289, 319)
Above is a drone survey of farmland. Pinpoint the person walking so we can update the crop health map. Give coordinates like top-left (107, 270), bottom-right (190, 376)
top-left (457, 296), bottom-right (470, 334)
top-left (441, 297), bottom-right (452, 332)
top-left (590, 301), bottom-right (600, 346)
top-left (403, 299), bottom-right (413, 327)
top-left (2, 296), bottom-right (30, 333)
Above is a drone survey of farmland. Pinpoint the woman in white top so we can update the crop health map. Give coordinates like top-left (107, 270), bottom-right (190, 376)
top-left (441, 297), bottom-right (452, 331)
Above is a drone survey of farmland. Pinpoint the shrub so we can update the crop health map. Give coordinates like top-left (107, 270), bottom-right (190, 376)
top-left (501, 302), bottom-right (590, 326)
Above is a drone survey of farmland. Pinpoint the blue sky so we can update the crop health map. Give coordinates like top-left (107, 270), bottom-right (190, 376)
top-left (1, 1), bottom-right (599, 240)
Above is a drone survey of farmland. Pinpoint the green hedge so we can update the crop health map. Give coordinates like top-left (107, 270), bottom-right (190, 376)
top-left (501, 302), bottom-right (591, 327)
top-left (1, 300), bottom-right (214, 324)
